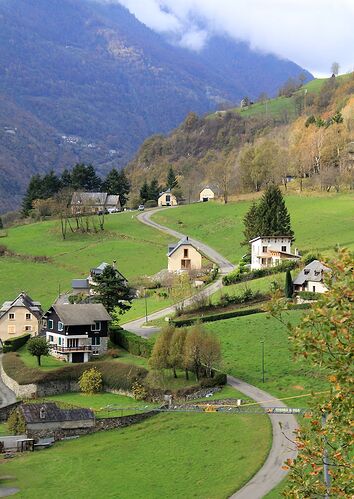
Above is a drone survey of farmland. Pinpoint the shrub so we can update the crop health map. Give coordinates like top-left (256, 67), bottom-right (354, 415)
top-left (172, 307), bottom-right (264, 327)
top-left (222, 260), bottom-right (298, 286)
top-left (200, 372), bottom-right (227, 388)
top-left (145, 200), bottom-right (158, 208)
top-left (132, 381), bottom-right (148, 400)
top-left (3, 333), bottom-right (31, 353)
top-left (298, 291), bottom-right (322, 301)
top-left (109, 326), bottom-right (153, 358)
top-left (2, 352), bottom-right (148, 391)
top-left (79, 367), bottom-right (103, 394)
top-left (7, 408), bottom-right (26, 435)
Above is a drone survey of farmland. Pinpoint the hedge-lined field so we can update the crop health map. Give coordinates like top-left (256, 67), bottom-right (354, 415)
top-left (0, 411), bottom-right (271, 499)
top-left (0, 212), bottom-right (175, 309)
top-left (153, 193), bottom-right (354, 264)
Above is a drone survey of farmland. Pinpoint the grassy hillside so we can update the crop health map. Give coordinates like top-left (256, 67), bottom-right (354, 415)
top-left (153, 193), bottom-right (354, 264)
top-left (0, 212), bottom-right (175, 309)
top-left (0, 412), bottom-right (270, 499)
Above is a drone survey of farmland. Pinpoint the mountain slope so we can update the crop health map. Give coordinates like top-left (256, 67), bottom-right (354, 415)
top-left (0, 0), bottom-right (311, 211)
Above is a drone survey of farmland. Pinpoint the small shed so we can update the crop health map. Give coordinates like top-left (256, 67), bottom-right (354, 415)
top-left (199, 187), bottom-right (215, 202)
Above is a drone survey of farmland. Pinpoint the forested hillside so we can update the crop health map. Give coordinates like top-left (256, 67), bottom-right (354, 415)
top-left (127, 74), bottom-right (354, 200)
top-left (0, 0), bottom-right (311, 212)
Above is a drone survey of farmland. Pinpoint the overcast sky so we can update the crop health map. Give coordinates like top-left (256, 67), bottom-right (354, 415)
top-left (109, 0), bottom-right (354, 77)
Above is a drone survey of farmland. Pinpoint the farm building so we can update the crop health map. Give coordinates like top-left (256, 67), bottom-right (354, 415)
top-left (71, 192), bottom-right (121, 214)
top-left (293, 260), bottom-right (330, 293)
top-left (199, 187), bottom-right (215, 202)
top-left (158, 189), bottom-right (177, 207)
top-left (250, 236), bottom-right (300, 270)
top-left (0, 292), bottom-right (43, 343)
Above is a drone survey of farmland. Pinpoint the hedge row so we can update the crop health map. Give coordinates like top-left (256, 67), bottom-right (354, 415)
top-left (222, 260), bottom-right (298, 286)
top-left (172, 307), bottom-right (264, 327)
top-left (2, 352), bottom-right (147, 391)
top-left (3, 333), bottom-right (31, 353)
top-left (109, 326), bottom-right (153, 358)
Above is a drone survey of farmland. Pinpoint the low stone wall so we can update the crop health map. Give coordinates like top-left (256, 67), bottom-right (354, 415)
top-left (94, 410), bottom-right (159, 432)
top-left (0, 363), bottom-right (80, 398)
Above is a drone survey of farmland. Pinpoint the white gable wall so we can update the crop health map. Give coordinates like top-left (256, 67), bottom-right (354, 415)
top-left (251, 237), bottom-right (293, 270)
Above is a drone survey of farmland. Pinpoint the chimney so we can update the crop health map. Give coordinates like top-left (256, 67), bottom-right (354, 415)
top-left (186, 236), bottom-right (189, 241)
top-left (112, 260), bottom-right (116, 269)
top-left (39, 407), bottom-right (46, 419)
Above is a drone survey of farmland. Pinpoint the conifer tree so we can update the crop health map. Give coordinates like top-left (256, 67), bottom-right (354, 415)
top-left (0, 217), bottom-right (3, 230)
top-left (241, 202), bottom-right (260, 246)
top-left (91, 265), bottom-right (132, 314)
top-left (166, 166), bottom-right (178, 190)
top-left (102, 168), bottom-right (130, 206)
top-left (284, 269), bottom-right (293, 298)
top-left (148, 178), bottom-right (160, 202)
top-left (257, 185), bottom-right (294, 238)
top-left (140, 180), bottom-right (149, 203)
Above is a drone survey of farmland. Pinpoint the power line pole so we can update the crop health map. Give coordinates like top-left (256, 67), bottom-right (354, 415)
top-left (322, 412), bottom-right (331, 498)
top-left (144, 288), bottom-right (148, 324)
top-left (261, 339), bottom-right (265, 383)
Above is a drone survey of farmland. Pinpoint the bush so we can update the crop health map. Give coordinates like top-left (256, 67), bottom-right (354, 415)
top-left (172, 307), bottom-right (264, 327)
top-left (79, 367), bottom-right (103, 394)
top-left (145, 200), bottom-right (158, 208)
top-left (222, 260), bottom-right (298, 286)
top-left (298, 291), bottom-right (322, 301)
top-left (200, 372), bottom-right (227, 388)
top-left (301, 252), bottom-right (323, 266)
top-left (132, 381), bottom-right (148, 400)
top-left (7, 408), bottom-right (26, 435)
top-left (2, 352), bottom-right (148, 391)
top-left (3, 333), bottom-right (31, 353)
top-left (109, 326), bottom-right (153, 358)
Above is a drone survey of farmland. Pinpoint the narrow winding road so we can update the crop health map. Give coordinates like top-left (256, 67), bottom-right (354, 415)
top-left (123, 207), bottom-right (298, 498)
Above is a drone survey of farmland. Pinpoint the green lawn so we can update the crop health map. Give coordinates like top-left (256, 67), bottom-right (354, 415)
top-left (0, 411), bottom-right (271, 499)
top-left (17, 345), bottom-right (64, 370)
top-left (153, 193), bottom-right (354, 265)
top-left (41, 392), bottom-right (157, 418)
top-left (0, 212), bottom-right (175, 309)
top-left (203, 310), bottom-right (328, 404)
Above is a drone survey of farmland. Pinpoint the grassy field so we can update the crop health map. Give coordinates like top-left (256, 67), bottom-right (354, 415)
top-left (0, 411), bottom-right (271, 499)
top-left (0, 212), bottom-right (175, 309)
top-left (153, 193), bottom-right (354, 265)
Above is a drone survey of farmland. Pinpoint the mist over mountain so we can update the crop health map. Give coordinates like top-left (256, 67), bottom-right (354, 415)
top-left (0, 0), bottom-right (312, 212)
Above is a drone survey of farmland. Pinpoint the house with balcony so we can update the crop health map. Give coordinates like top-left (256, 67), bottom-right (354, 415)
top-left (167, 236), bottom-right (203, 272)
top-left (158, 189), bottom-right (177, 207)
top-left (0, 292), bottom-right (43, 344)
top-left (293, 260), bottom-right (330, 294)
top-left (43, 303), bottom-right (111, 363)
top-left (250, 236), bottom-right (300, 270)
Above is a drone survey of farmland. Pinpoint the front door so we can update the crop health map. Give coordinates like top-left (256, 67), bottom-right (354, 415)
top-left (72, 352), bottom-right (84, 363)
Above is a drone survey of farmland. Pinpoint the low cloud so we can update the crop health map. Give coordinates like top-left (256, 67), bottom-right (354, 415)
top-left (106, 0), bottom-right (354, 76)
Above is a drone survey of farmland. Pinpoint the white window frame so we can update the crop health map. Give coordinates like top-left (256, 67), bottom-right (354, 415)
top-left (58, 321), bottom-right (64, 332)
top-left (24, 325), bottom-right (32, 332)
top-left (91, 321), bottom-right (101, 332)
top-left (48, 319), bottom-right (54, 330)
top-left (92, 336), bottom-right (101, 346)
top-left (25, 313), bottom-right (32, 320)
top-left (8, 313), bottom-right (15, 320)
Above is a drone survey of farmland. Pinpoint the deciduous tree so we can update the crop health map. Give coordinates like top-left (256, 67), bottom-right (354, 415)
top-left (27, 337), bottom-right (50, 366)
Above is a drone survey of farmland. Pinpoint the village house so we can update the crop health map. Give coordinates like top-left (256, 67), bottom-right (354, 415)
top-left (43, 303), bottom-right (111, 363)
top-left (250, 236), bottom-right (300, 270)
top-left (158, 189), bottom-right (178, 207)
top-left (293, 260), bottom-right (330, 293)
top-left (71, 261), bottom-right (128, 296)
top-left (20, 403), bottom-right (95, 440)
top-left (0, 292), bottom-right (43, 344)
top-left (167, 236), bottom-right (203, 272)
top-left (199, 187), bottom-right (215, 202)
top-left (71, 192), bottom-right (121, 215)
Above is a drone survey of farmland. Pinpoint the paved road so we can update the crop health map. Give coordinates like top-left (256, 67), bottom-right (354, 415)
top-left (227, 376), bottom-right (298, 499)
top-left (0, 356), bottom-right (16, 408)
top-left (124, 207), bottom-right (298, 497)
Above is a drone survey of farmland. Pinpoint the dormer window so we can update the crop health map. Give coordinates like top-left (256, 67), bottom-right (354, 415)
top-left (304, 269), bottom-right (310, 275)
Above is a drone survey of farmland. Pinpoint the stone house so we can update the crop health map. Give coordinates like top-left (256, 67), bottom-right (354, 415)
top-left (71, 192), bottom-right (121, 214)
top-left (167, 236), bottom-right (203, 272)
top-left (43, 303), bottom-right (111, 363)
top-left (20, 403), bottom-right (95, 440)
top-left (0, 292), bottom-right (43, 344)
top-left (293, 260), bottom-right (330, 293)
top-left (158, 189), bottom-right (177, 207)
top-left (250, 236), bottom-right (300, 270)
top-left (199, 187), bottom-right (215, 202)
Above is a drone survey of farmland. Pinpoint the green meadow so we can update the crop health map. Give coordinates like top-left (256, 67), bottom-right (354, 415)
top-left (0, 412), bottom-right (271, 499)
top-left (153, 193), bottom-right (354, 265)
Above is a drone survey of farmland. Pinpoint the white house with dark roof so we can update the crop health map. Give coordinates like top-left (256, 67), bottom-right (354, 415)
top-left (293, 260), bottom-right (330, 293)
top-left (250, 236), bottom-right (300, 270)
top-left (0, 292), bottom-right (43, 343)
top-left (44, 303), bottom-right (111, 363)
top-left (167, 236), bottom-right (203, 272)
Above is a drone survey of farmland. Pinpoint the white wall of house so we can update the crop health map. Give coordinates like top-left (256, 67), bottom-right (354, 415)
top-left (158, 192), bottom-right (177, 207)
top-left (168, 244), bottom-right (202, 272)
top-left (199, 188), bottom-right (215, 202)
top-left (302, 280), bottom-right (328, 293)
top-left (250, 237), bottom-right (293, 270)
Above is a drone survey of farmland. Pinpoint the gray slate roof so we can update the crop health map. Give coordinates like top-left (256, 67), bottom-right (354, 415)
top-left (21, 403), bottom-right (94, 423)
top-left (0, 292), bottom-right (43, 319)
top-left (167, 236), bottom-right (198, 257)
top-left (71, 192), bottom-right (107, 206)
top-left (51, 303), bottom-right (112, 325)
top-left (71, 279), bottom-right (89, 290)
top-left (106, 195), bottom-right (120, 207)
top-left (293, 260), bottom-right (330, 285)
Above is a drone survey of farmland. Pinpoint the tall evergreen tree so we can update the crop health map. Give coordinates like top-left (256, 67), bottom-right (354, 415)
top-left (22, 174), bottom-right (44, 215)
top-left (117, 170), bottom-right (131, 206)
top-left (241, 202), bottom-right (260, 246)
top-left (284, 269), bottom-right (293, 298)
top-left (166, 166), bottom-right (178, 190)
top-left (0, 217), bottom-right (3, 230)
top-left (140, 180), bottom-right (149, 203)
top-left (61, 168), bottom-right (72, 187)
top-left (102, 168), bottom-right (130, 206)
top-left (71, 163), bottom-right (101, 191)
top-left (257, 185), bottom-right (293, 238)
top-left (91, 265), bottom-right (132, 314)
top-left (41, 170), bottom-right (61, 198)
top-left (148, 178), bottom-right (160, 201)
